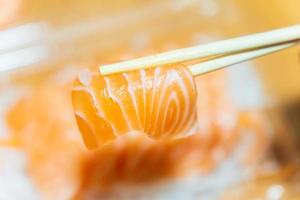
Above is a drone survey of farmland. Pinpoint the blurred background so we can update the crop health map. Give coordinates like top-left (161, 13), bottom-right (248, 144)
top-left (0, 0), bottom-right (300, 199)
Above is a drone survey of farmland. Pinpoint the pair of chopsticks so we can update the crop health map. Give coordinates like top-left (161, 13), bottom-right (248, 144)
top-left (99, 24), bottom-right (300, 76)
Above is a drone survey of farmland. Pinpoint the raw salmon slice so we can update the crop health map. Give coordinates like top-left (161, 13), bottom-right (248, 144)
top-left (72, 65), bottom-right (197, 149)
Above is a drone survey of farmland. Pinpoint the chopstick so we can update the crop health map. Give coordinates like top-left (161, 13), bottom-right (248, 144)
top-left (189, 42), bottom-right (296, 76)
top-left (99, 24), bottom-right (300, 75)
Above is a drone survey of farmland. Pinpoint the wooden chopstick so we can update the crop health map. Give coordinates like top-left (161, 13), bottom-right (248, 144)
top-left (189, 42), bottom-right (297, 76)
top-left (99, 24), bottom-right (300, 75)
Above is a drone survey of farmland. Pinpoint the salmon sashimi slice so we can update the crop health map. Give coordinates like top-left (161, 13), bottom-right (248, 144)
top-left (73, 133), bottom-right (216, 199)
top-left (72, 65), bottom-right (197, 149)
